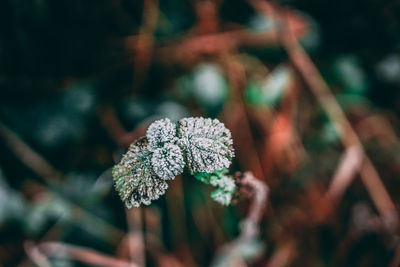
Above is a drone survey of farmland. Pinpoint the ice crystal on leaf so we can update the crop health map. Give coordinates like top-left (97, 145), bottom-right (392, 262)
top-left (112, 137), bottom-right (168, 208)
top-left (152, 143), bottom-right (185, 180)
top-left (210, 188), bottom-right (234, 206)
top-left (178, 117), bottom-right (234, 173)
top-left (209, 173), bottom-right (236, 206)
top-left (209, 173), bottom-right (236, 192)
top-left (194, 170), bottom-right (237, 205)
top-left (146, 118), bottom-right (178, 150)
top-left (146, 118), bottom-right (185, 180)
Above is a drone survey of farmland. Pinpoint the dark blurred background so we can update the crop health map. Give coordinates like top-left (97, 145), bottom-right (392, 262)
top-left (1, 0), bottom-right (400, 266)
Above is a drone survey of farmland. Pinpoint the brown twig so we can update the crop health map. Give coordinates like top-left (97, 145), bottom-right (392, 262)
top-left (390, 243), bottom-right (400, 267)
top-left (98, 106), bottom-right (147, 148)
top-left (356, 115), bottom-right (400, 146)
top-left (325, 146), bottom-right (364, 207)
top-left (315, 146), bottom-right (364, 222)
top-left (37, 242), bottom-right (137, 267)
top-left (152, 9), bottom-right (309, 67)
top-left (265, 239), bottom-right (297, 267)
top-left (222, 55), bottom-right (266, 181)
top-left (130, 0), bottom-right (159, 92)
top-left (239, 172), bottom-right (270, 238)
top-left (124, 208), bottom-right (146, 266)
top-left (259, 75), bottom-right (307, 183)
top-left (213, 172), bottom-right (269, 265)
top-left (0, 122), bottom-right (63, 183)
top-left (165, 175), bottom-right (198, 267)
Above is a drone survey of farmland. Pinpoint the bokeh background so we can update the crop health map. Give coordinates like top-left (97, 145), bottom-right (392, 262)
top-left (1, 0), bottom-right (400, 266)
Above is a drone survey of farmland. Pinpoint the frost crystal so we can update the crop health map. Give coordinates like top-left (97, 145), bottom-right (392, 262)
top-left (209, 172), bottom-right (236, 206)
top-left (146, 118), bottom-right (184, 180)
top-left (112, 137), bottom-right (168, 208)
top-left (152, 143), bottom-right (185, 180)
top-left (129, 174), bottom-right (168, 208)
top-left (178, 117), bottom-right (234, 173)
top-left (211, 188), bottom-right (234, 206)
top-left (146, 118), bottom-right (178, 150)
top-left (209, 173), bottom-right (236, 192)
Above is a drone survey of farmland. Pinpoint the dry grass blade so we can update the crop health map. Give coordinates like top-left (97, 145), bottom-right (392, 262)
top-left (124, 208), bottom-right (146, 266)
top-left (98, 106), bottom-right (148, 148)
top-left (223, 56), bottom-right (266, 181)
top-left (0, 122), bottom-right (63, 183)
top-left (314, 146), bottom-right (364, 222)
top-left (265, 240), bottom-right (297, 267)
top-left (23, 241), bottom-right (51, 267)
top-left (37, 242), bottom-right (137, 267)
top-left (213, 172), bottom-right (269, 265)
top-left (130, 0), bottom-right (159, 92)
top-left (326, 146), bottom-right (364, 205)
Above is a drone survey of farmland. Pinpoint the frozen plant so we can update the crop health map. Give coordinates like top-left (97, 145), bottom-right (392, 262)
top-left (195, 170), bottom-right (237, 206)
top-left (112, 138), bottom-right (169, 208)
top-left (112, 117), bottom-right (237, 208)
top-left (178, 117), bottom-right (234, 173)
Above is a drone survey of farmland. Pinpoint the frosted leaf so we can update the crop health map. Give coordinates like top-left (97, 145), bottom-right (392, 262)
top-left (211, 188), bottom-right (234, 206)
top-left (151, 143), bottom-right (185, 180)
top-left (209, 173), bottom-right (236, 192)
top-left (129, 174), bottom-right (168, 208)
top-left (209, 172), bottom-right (236, 206)
top-left (146, 118), bottom-right (178, 150)
top-left (178, 117), bottom-right (234, 173)
top-left (112, 137), bottom-right (168, 208)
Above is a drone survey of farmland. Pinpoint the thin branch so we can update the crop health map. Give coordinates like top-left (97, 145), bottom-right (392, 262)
top-left (326, 146), bottom-right (364, 205)
top-left (239, 172), bottom-right (270, 239)
top-left (390, 243), bottom-right (400, 267)
top-left (165, 175), bottom-right (198, 266)
top-left (212, 172), bottom-right (269, 265)
top-left (0, 122), bottom-right (63, 183)
top-left (222, 55), bottom-right (266, 181)
top-left (98, 106), bottom-right (147, 148)
top-left (124, 208), bottom-right (146, 266)
top-left (37, 242), bottom-right (137, 267)
top-left (130, 0), bottom-right (159, 92)
top-left (23, 241), bottom-right (51, 267)
top-left (314, 146), bottom-right (364, 222)
top-left (265, 239), bottom-right (297, 267)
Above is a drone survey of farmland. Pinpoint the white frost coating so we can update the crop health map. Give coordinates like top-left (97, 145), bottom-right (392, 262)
top-left (210, 173), bottom-right (236, 206)
top-left (151, 143), bottom-right (185, 180)
top-left (178, 117), bottom-right (234, 173)
top-left (129, 174), bottom-right (168, 208)
top-left (112, 138), bottom-right (169, 208)
top-left (113, 117), bottom-right (236, 208)
top-left (211, 189), bottom-right (233, 206)
top-left (146, 118), bottom-right (178, 150)
top-left (210, 174), bottom-right (236, 192)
